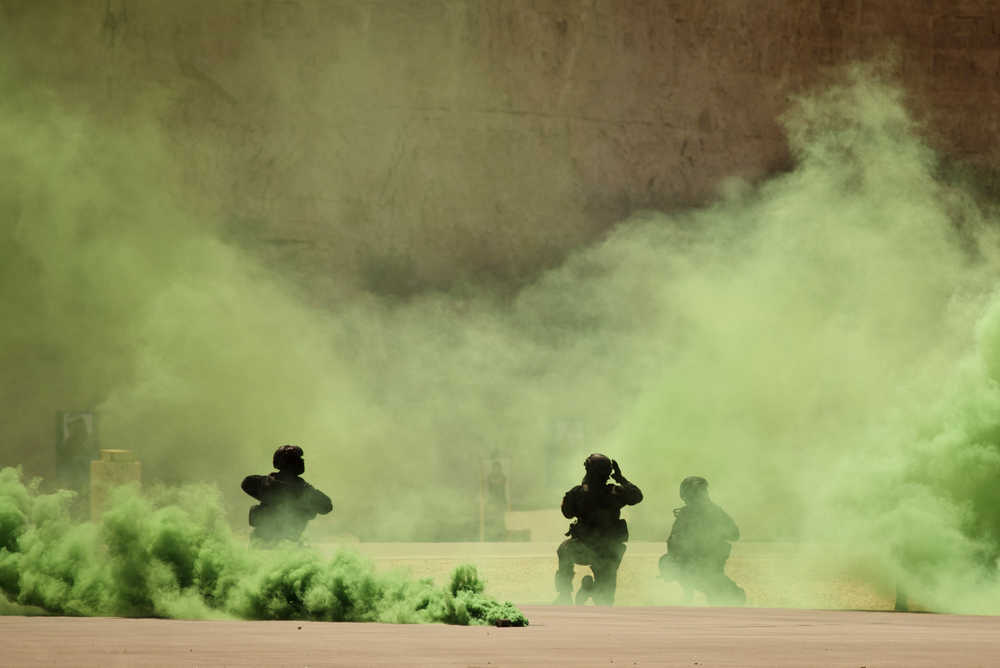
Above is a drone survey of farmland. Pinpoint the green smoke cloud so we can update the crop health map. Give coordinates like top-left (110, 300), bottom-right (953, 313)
top-left (0, 467), bottom-right (526, 625)
top-left (594, 66), bottom-right (1000, 611)
top-left (5, 44), bottom-right (1000, 613)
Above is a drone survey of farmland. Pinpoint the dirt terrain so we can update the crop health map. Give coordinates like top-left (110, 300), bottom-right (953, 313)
top-left (5, 605), bottom-right (1000, 667)
top-left (330, 540), bottom-right (897, 610)
top-left (3, 541), bottom-right (986, 666)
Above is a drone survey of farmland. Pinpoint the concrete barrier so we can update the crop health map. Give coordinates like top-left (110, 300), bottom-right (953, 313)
top-left (89, 449), bottom-right (141, 520)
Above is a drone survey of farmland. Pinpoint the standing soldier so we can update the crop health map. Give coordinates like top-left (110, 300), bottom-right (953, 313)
top-left (241, 445), bottom-right (333, 546)
top-left (555, 454), bottom-right (643, 605)
top-left (659, 476), bottom-right (745, 605)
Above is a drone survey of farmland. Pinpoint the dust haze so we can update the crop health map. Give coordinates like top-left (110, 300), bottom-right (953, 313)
top-left (3, 4), bottom-right (1000, 614)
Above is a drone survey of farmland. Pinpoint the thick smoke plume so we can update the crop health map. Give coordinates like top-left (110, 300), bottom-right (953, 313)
top-left (0, 467), bottom-right (526, 625)
top-left (5, 51), bottom-right (1000, 613)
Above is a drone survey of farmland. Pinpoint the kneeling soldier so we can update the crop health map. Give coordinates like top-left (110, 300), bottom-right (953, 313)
top-left (241, 445), bottom-right (333, 546)
top-left (555, 454), bottom-right (643, 605)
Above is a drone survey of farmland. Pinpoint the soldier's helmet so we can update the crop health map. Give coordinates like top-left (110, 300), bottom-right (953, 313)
top-left (583, 453), bottom-right (613, 480)
top-left (679, 476), bottom-right (708, 502)
top-left (273, 445), bottom-right (305, 472)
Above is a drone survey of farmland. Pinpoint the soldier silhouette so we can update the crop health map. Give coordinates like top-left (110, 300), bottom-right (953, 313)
top-left (659, 476), bottom-right (745, 605)
top-left (241, 445), bottom-right (333, 546)
top-left (555, 454), bottom-right (643, 605)
top-left (483, 461), bottom-right (508, 541)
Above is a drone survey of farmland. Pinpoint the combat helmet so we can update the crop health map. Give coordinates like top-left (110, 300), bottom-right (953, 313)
top-left (583, 453), bottom-right (613, 480)
top-left (273, 444), bottom-right (305, 473)
top-left (679, 475), bottom-right (708, 503)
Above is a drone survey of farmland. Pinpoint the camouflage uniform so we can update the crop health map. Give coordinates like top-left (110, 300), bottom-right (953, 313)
top-left (555, 454), bottom-right (643, 605)
top-left (659, 476), bottom-right (745, 605)
top-left (241, 445), bottom-right (333, 546)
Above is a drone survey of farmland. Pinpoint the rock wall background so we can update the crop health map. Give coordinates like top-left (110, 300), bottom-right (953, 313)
top-left (4, 0), bottom-right (998, 295)
top-left (3, 0), bottom-right (1000, 520)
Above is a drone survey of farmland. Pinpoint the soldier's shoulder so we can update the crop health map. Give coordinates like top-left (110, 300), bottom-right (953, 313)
top-left (300, 477), bottom-right (322, 490)
top-left (714, 503), bottom-right (737, 522)
top-left (609, 483), bottom-right (634, 497)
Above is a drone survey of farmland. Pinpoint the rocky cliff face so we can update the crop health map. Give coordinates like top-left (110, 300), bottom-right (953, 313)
top-left (3, 0), bottom-right (997, 293)
top-left (4, 1), bottom-right (1000, 525)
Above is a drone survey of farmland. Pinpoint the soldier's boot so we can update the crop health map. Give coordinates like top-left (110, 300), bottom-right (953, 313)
top-left (590, 559), bottom-right (620, 606)
top-left (576, 575), bottom-right (594, 605)
top-left (703, 573), bottom-right (745, 606)
top-left (592, 577), bottom-right (617, 606)
top-left (553, 571), bottom-right (574, 605)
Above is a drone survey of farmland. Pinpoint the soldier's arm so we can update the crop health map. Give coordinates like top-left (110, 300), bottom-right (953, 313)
top-left (610, 461), bottom-right (643, 505)
top-left (666, 509), bottom-right (690, 556)
top-left (720, 507), bottom-right (740, 541)
top-left (305, 483), bottom-right (333, 515)
top-left (613, 480), bottom-right (643, 506)
top-left (241, 475), bottom-right (267, 500)
top-left (561, 487), bottom-right (581, 519)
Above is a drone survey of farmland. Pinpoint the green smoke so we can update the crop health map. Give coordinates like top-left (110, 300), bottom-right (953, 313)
top-left (6, 32), bottom-right (1000, 613)
top-left (587, 66), bottom-right (1000, 611)
top-left (0, 467), bottom-right (526, 625)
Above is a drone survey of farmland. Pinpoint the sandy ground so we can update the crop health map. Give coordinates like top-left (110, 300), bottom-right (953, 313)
top-left (5, 606), bottom-right (1000, 667)
top-left (322, 541), bottom-right (897, 609)
top-left (2, 541), bottom-right (966, 666)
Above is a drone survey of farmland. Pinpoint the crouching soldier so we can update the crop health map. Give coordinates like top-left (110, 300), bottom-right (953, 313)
top-left (555, 454), bottom-right (643, 605)
top-left (241, 445), bottom-right (333, 546)
top-left (659, 476), bottom-right (745, 605)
